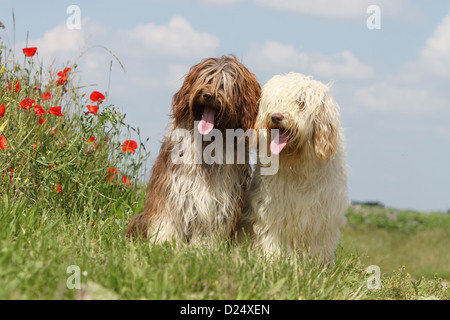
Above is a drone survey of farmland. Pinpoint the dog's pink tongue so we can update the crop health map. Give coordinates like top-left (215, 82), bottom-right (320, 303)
top-left (198, 107), bottom-right (215, 135)
top-left (270, 132), bottom-right (289, 155)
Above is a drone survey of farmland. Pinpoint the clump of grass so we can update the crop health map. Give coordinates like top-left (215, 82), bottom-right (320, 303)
top-left (0, 41), bottom-right (149, 220)
top-left (370, 266), bottom-right (449, 300)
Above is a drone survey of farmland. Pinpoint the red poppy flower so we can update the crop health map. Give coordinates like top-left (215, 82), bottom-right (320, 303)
top-left (0, 135), bottom-right (7, 150)
top-left (57, 67), bottom-right (71, 77)
top-left (20, 98), bottom-right (35, 110)
top-left (107, 167), bottom-right (118, 181)
top-left (34, 105), bottom-right (46, 117)
top-left (56, 76), bottom-right (67, 86)
top-left (90, 91), bottom-right (105, 103)
top-left (85, 136), bottom-right (98, 154)
top-left (56, 68), bottom-right (71, 86)
top-left (0, 104), bottom-right (5, 118)
top-left (41, 92), bottom-right (51, 100)
top-left (56, 184), bottom-right (62, 193)
top-left (23, 47), bottom-right (38, 57)
top-left (86, 105), bottom-right (98, 115)
top-left (15, 81), bottom-right (20, 93)
top-left (121, 140), bottom-right (138, 154)
top-left (39, 118), bottom-right (46, 125)
top-left (49, 106), bottom-right (63, 117)
top-left (123, 175), bottom-right (131, 185)
top-left (3, 168), bottom-right (13, 181)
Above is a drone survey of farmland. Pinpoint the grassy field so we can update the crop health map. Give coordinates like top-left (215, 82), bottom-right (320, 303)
top-left (1, 40), bottom-right (449, 300)
top-left (0, 196), bottom-right (449, 300)
top-left (342, 206), bottom-right (450, 280)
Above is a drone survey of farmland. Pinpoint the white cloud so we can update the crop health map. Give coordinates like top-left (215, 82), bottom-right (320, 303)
top-left (126, 63), bottom-right (190, 92)
top-left (248, 41), bottom-right (307, 71)
top-left (33, 25), bottom-right (83, 55)
top-left (355, 12), bottom-right (450, 115)
top-left (312, 50), bottom-right (374, 80)
top-left (104, 15), bottom-right (221, 95)
top-left (248, 40), bottom-right (374, 81)
top-left (23, 19), bottom-right (113, 91)
top-left (252, 0), bottom-right (412, 20)
top-left (354, 82), bottom-right (447, 115)
top-left (27, 15), bottom-right (220, 94)
top-left (28, 24), bottom-right (85, 69)
top-left (416, 11), bottom-right (450, 78)
top-left (117, 16), bottom-right (219, 61)
top-left (28, 18), bottom-right (107, 63)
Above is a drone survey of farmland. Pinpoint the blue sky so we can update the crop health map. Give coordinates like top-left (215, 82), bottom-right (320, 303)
top-left (1, 0), bottom-right (449, 212)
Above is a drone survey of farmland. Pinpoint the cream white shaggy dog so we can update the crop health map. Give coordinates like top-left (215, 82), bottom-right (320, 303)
top-left (240, 72), bottom-right (348, 263)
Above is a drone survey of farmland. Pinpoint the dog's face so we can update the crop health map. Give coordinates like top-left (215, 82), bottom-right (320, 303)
top-left (256, 73), bottom-right (339, 161)
top-left (171, 55), bottom-right (261, 134)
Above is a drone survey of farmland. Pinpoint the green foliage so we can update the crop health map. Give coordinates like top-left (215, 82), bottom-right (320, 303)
top-left (371, 266), bottom-right (449, 300)
top-left (2, 198), bottom-right (448, 300)
top-left (0, 42), bottom-right (149, 219)
top-left (346, 204), bottom-right (450, 234)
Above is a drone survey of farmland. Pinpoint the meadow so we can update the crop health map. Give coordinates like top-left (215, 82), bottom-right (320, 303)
top-left (1, 41), bottom-right (449, 300)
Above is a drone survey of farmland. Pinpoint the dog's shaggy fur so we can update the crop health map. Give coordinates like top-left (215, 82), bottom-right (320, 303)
top-left (239, 73), bottom-right (348, 262)
top-left (127, 55), bottom-right (261, 244)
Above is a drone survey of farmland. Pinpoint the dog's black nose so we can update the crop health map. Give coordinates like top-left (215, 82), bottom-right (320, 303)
top-left (271, 113), bottom-right (284, 124)
top-left (203, 92), bottom-right (213, 100)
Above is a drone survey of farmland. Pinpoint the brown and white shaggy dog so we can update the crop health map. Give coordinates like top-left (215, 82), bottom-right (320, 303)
top-left (239, 73), bottom-right (348, 263)
top-left (127, 55), bottom-right (261, 244)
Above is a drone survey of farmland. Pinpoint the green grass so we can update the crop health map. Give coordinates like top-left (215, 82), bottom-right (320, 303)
top-left (342, 225), bottom-right (450, 280)
top-left (343, 205), bottom-right (450, 280)
top-left (1, 39), bottom-right (449, 300)
top-left (1, 196), bottom-right (449, 300)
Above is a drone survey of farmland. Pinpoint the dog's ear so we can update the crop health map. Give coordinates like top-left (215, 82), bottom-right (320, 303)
top-left (239, 78), bottom-right (261, 131)
top-left (171, 89), bottom-right (190, 126)
top-left (170, 74), bottom-right (193, 127)
top-left (313, 95), bottom-right (338, 161)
